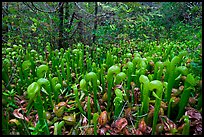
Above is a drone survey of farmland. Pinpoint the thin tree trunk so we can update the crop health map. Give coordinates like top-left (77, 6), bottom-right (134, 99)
top-left (64, 2), bottom-right (70, 47)
top-left (2, 2), bottom-right (9, 42)
top-left (58, 2), bottom-right (64, 49)
top-left (69, 12), bottom-right (75, 29)
top-left (93, 2), bottom-right (98, 43)
top-left (78, 21), bottom-right (83, 43)
top-left (65, 2), bottom-right (69, 28)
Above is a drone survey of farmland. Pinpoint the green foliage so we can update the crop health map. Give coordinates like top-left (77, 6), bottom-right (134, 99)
top-left (139, 75), bottom-right (150, 117)
top-left (93, 113), bottom-right (99, 135)
top-left (176, 74), bottom-right (196, 120)
top-left (113, 88), bottom-right (124, 119)
top-left (149, 80), bottom-right (163, 135)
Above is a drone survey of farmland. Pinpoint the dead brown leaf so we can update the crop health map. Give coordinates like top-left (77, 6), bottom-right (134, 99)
top-left (99, 126), bottom-right (108, 135)
top-left (185, 107), bottom-right (202, 135)
top-left (98, 111), bottom-right (108, 126)
top-left (57, 102), bottom-right (67, 107)
top-left (138, 118), bottom-right (147, 133)
top-left (82, 116), bottom-right (88, 126)
top-left (122, 127), bottom-right (131, 135)
top-left (132, 129), bottom-right (143, 135)
top-left (13, 108), bottom-right (29, 122)
top-left (160, 116), bottom-right (176, 132)
top-left (125, 107), bottom-right (132, 121)
top-left (111, 118), bottom-right (128, 133)
top-left (185, 107), bottom-right (202, 121)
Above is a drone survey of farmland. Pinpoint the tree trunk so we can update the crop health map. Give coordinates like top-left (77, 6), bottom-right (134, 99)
top-left (93, 2), bottom-right (98, 44)
top-left (2, 2), bottom-right (9, 43)
top-left (64, 2), bottom-right (70, 47)
top-left (77, 20), bottom-right (84, 44)
top-left (65, 2), bottom-right (69, 28)
top-left (58, 2), bottom-right (64, 49)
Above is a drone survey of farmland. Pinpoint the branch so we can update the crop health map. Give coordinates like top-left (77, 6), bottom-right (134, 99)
top-left (2, 38), bottom-right (7, 43)
top-left (68, 12), bottom-right (75, 30)
top-left (23, 2), bottom-right (38, 14)
top-left (2, 7), bottom-right (9, 15)
top-left (69, 22), bottom-right (81, 39)
top-left (2, 2), bottom-right (9, 15)
top-left (31, 2), bottom-right (64, 13)
top-left (74, 2), bottom-right (95, 17)
top-left (75, 2), bottom-right (115, 18)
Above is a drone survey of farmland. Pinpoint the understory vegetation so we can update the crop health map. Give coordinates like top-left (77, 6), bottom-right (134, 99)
top-left (2, 2), bottom-right (202, 135)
